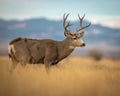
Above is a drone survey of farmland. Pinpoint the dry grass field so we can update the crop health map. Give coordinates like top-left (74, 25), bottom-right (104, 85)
top-left (0, 56), bottom-right (120, 96)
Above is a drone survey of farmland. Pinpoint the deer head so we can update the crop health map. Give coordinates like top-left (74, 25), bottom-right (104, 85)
top-left (63, 13), bottom-right (91, 47)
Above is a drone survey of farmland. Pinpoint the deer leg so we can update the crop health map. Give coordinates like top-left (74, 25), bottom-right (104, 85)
top-left (9, 58), bottom-right (18, 72)
top-left (20, 58), bottom-right (30, 67)
top-left (19, 55), bottom-right (31, 67)
top-left (20, 62), bottom-right (27, 67)
top-left (9, 49), bottom-right (19, 72)
top-left (44, 59), bottom-right (52, 73)
top-left (44, 45), bottom-right (58, 73)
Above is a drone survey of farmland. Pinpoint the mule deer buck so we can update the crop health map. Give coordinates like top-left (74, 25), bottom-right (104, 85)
top-left (8, 14), bottom-right (91, 72)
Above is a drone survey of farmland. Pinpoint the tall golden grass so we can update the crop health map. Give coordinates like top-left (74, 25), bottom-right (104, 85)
top-left (0, 56), bottom-right (120, 96)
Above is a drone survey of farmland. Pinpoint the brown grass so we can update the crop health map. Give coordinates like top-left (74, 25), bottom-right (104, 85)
top-left (0, 56), bottom-right (120, 96)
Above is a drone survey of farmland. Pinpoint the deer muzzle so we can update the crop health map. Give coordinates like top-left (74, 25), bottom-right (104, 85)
top-left (81, 43), bottom-right (85, 47)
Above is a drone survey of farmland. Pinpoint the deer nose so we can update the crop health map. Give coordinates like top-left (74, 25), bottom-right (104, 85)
top-left (82, 43), bottom-right (85, 46)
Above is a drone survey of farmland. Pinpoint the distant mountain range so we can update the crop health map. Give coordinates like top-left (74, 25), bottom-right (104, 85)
top-left (0, 18), bottom-right (120, 58)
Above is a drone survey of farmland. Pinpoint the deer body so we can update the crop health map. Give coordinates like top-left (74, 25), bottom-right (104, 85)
top-left (8, 14), bottom-right (90, 71)
top-left (9, 38), bottom-right (74, 65)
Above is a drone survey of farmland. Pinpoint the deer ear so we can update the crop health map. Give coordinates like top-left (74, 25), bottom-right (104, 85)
top-left (64, 30), bottom-right (73, 37)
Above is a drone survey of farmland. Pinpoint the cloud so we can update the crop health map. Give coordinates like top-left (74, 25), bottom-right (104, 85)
top-left (91, 15), bottom-right (120, 28)
top-left (101, 20), bottom-right (120, 28)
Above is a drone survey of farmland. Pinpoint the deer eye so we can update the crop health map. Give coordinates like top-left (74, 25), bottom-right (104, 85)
top-left (73, 37), bottom-right (77, 40)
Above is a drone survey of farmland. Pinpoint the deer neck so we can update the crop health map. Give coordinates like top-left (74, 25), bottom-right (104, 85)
top-left (57, 38), bottom-right (75, 61)
top-left (62, 38), bottom-right (75, 50)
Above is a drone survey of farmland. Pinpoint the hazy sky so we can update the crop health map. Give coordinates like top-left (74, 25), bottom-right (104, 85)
top-left (0, 0), bottom-right (120, 28)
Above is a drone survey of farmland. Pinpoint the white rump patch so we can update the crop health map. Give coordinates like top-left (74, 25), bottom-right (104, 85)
top-left (8, 44), bottom-right (16, 54)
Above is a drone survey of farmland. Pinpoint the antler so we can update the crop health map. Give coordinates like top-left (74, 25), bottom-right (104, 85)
top-left (76, 14), bottom-right (91, 32)
top-left (63, 13), bottom-right (73, 36)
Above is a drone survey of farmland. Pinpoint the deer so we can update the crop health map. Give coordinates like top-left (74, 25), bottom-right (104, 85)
top-left (8, 13), bottom-right (91, 72)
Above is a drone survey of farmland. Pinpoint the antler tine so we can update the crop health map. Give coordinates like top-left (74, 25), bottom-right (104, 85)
top-left (76, 14), bottom-right (91, 32)
top-left (63, 13), bottom-right (73, 37)
top-left (63, 13), bottom-right (72, 30)
top-left (78, 14), bottom-right (85, 28)
top-left (63, 13), bottom-right (67, 27)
